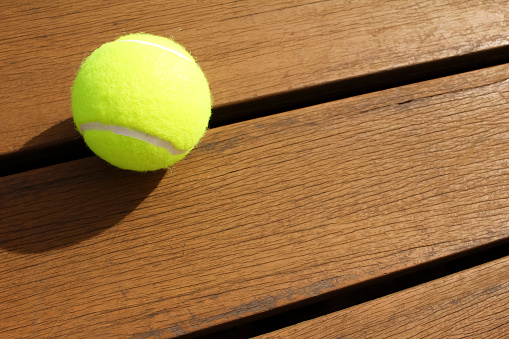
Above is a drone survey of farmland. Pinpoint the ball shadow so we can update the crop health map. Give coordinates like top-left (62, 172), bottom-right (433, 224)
top-left (0, 118), bottom-right (89, 177)
top-left (1, 120), bottom-right (165, 253)
top-left (22, 117), bottom-right (80, 150)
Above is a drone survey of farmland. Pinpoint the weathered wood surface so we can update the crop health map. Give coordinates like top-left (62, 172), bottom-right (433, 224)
top-left (1, 64), bottom-right (509, 337)
top-left (2, 0), bottom-right (509, 157)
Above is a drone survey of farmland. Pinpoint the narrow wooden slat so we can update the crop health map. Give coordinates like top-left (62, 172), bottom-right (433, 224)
top-left (1, 64), bottom-right (509, 337)
top-left (2, 0), bottom-right (509, 158)
top-left (257, 256), bottom-right (509, 338)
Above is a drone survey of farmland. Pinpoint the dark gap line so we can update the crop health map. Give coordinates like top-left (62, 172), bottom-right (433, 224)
top-left (210, 44), bottom-right (509, 129)
top-left (0, 140), bottom-right (93, 177)
top-left (178, 238), bottom-right (509, 339)
top-left (3, 44), bottom-right (509, 177)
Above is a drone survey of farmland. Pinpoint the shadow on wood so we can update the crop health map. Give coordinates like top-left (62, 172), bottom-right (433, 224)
top-left (0, 118), bottom-right (89, 177)
top-left (0, 121), bottom-right (165, 253)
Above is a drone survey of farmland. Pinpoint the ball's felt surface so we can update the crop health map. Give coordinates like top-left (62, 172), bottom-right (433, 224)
top-left (72, 33), bottom-right (212, 171)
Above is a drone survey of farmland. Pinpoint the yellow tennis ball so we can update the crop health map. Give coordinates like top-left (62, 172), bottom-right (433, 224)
top-left (71, 33), bottom-right (212, 171)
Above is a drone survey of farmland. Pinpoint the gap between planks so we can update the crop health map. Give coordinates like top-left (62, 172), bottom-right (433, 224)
top-left (255, 255), bottom-right (509, 339)
top-left (192, 239), bottom-right (509, 338)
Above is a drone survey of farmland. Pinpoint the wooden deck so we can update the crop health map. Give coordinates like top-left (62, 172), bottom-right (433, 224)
top-left (1, 1), bottom-right (508, 338)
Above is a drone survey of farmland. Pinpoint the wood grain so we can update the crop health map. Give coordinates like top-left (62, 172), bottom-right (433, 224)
top-left (2, 64), bottom-right (509, 337)
top-left (257, 256), bottom-right (509, 338)
top-left (2, 0), bottom-right (509, 158)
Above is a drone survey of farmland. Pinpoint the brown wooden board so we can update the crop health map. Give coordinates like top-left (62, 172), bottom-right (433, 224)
top-left (257, 256), bottom-right (509, 338)
top-left (2, 0), bottom-right (509, 159)
top-left (1, 64), bottom-right (509, 337)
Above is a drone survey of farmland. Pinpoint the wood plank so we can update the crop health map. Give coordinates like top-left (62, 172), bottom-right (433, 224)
top-left (2, 0), bottom-right (509, 158)
top-left (2, 64), bottom-right (509, 337)
top-left (257, 256), bottom-right (509, 338)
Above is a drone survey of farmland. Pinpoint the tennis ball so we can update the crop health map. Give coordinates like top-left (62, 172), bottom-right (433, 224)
top-left (71, 33), bottom-right (212, 171)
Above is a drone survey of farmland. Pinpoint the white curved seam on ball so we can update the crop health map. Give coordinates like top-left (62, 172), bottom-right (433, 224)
top-left (118, 39), bottom-right (193, 62)
top-left (80, 122), bottom-right (188, 155)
